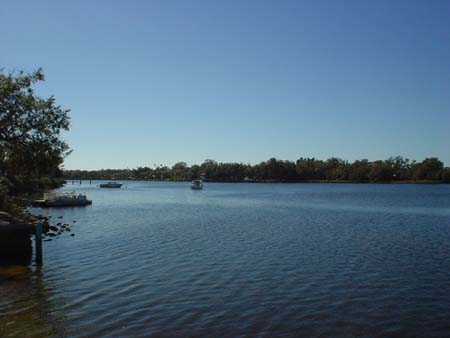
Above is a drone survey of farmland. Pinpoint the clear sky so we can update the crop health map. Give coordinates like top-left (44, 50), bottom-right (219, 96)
top-left (1, 0), bottom-right (449, 169)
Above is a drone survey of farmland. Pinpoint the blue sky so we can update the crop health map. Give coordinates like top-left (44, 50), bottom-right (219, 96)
top-left (1, 0), bottom-right (449, 169)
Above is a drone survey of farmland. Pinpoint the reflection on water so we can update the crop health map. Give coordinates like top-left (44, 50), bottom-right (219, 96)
top-left (1, 182), bottom-right (449, 337)
top-left (0, 265), bottom-right (66, 338)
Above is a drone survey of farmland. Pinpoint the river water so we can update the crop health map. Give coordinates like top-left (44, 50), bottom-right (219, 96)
top-left (1, 182), bottom-right (449, 337)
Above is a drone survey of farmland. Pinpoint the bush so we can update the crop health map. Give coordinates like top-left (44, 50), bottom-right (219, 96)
top-left (0, 176), bottom-right (11, 210)
top-left (443, 168), bottom-right (450, 183)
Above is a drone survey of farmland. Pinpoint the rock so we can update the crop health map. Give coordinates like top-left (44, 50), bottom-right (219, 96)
top-left (70, 233), bottom-right (75, 237)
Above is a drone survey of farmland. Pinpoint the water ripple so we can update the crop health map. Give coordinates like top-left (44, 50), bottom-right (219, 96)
top-left (1, 182), bottom-right (449, 337)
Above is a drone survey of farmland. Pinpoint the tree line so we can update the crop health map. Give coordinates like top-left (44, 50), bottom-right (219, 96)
top-left (63, 157), bottom-right (450, 183)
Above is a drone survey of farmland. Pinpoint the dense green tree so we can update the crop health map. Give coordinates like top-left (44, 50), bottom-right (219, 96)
top-left (172, 162), bottom-right (190, 181)
top-left (190, 165), bottom-right (202, 180)
top-left (63, 156), bottom-right (450, 184)
top-left (385, 156), bottom-right (411, 181)
top-left (442, 168), bottom-right (450, 183)
top-left (0, 68), bottom-right (70, 206)
top-left (348, 159), bottom-right (370, 182)
top-left (201, 159), bottom-right (218, 181)
top-left (368, 160), bottom-right (393, 182)
top-left (296, 158), bottom-right (321, 180)
top-left (322, 158), bottom-right (348, 180)
top-left (411, 158), bottom-right (443, 181)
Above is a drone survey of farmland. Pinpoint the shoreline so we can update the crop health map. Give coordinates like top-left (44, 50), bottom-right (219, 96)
top-left (64, 178), bottom-right (449, 184)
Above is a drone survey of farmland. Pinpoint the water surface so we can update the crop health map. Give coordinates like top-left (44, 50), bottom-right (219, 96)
top-left (1, 182), bottom-right (449, 337)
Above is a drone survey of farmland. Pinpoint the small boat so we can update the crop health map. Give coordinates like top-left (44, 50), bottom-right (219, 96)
top-left (191, 179), bottom-right (203, 190)
top-left (32, 192), bottom-right (92, 208)
top-left (99, 182), bottom-right (123, 188)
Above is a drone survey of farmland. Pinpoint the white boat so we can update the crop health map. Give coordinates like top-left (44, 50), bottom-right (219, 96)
top-left (33, 192), bottom-right (92, 208)
top-left (191, 179), bottom-right (203, 190)
top-left (99, 182), bottom-right (123, 188)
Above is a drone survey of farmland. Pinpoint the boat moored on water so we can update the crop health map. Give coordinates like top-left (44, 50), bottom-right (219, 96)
top-left (32, 192), bottom-right (92, 208)
top-left (99, 182), bottom-right (123, 188)
top-left (191, 179), bottom-right (203, 190)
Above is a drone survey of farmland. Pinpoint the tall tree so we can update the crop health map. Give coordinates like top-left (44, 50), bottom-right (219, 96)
top-left (0, 68), bottom-right (70, 188)
top-left (412, 158), bottom-right (443, 181)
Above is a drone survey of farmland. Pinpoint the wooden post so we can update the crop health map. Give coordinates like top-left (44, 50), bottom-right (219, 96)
top-left (35, 222), bottom-right (43, 265)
